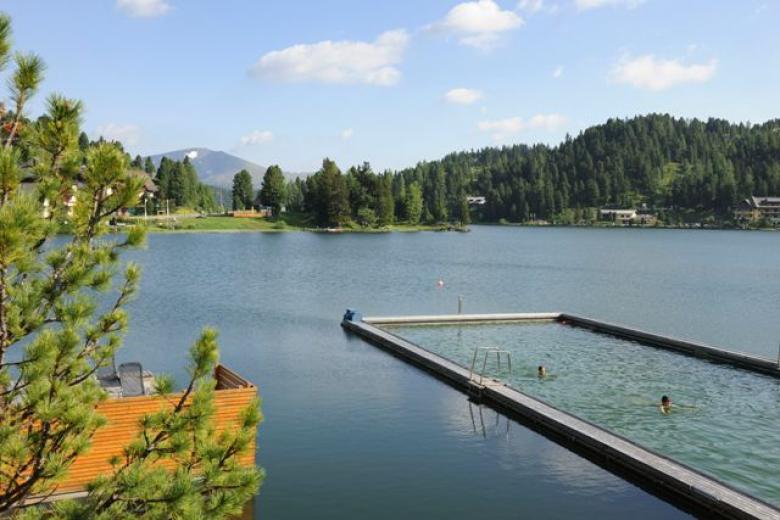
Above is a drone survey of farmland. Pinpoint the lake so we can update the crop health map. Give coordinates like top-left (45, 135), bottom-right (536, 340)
top-left (121, 226), bottom-right (780, 518)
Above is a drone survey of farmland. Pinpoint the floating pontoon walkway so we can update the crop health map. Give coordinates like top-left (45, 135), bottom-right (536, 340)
top-left (364, 312), bottom-right (780, 377)
top-left (342, 311), bottom-right (780, 520)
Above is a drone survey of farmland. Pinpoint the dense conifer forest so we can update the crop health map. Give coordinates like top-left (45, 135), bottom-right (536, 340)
top-left (282, 114), bottom-right (780, 227)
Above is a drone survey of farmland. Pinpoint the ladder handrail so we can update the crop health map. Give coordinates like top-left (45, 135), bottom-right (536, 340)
top-left (470, 347), bottom-right (513, 384)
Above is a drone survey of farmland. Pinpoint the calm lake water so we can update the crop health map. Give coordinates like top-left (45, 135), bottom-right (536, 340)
top-left (120, 226), bottom-right (780, 518)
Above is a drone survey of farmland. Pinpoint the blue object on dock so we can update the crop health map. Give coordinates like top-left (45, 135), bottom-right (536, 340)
top-left (343, 309), bottom-right (361, 322)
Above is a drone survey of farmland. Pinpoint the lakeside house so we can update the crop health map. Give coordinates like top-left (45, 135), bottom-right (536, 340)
top-left (467, 195), bottom-right (486, 206)
top-left (20, 168), bottom-right (158, 219)
top-left (117, 169), bottom-right (159, 217)
top-left (599, 207), bottom-right (658, 226)
top-left (734, 195), bottom-right (780, 223)
top-left (231, 206), bottom-right (273, 218)
top-left (599, 208), bottom-right (637, 225)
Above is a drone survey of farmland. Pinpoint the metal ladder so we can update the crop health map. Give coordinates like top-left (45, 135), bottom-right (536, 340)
top-left (469, 346), bottom-right (513, 385)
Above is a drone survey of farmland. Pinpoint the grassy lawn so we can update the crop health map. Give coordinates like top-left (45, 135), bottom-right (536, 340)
top-left (138, 212), bottom-right (463, 234)
top-left (148, 215), bottom-right (295, 232)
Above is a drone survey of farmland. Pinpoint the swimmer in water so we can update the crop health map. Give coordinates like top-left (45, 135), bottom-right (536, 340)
top-left (660, 395), bottom-right (672, 415)
top-left (537, 365), bottom-right (548, 378)
top-left (657, 395), bottom-right (695, 414)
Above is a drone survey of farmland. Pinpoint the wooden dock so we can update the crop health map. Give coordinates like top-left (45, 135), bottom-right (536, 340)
top-left (344, 312), bottom-right (780, 520)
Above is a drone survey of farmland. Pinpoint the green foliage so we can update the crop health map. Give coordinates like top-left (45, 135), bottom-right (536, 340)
top-left (296, 115), bottom-right (780, 227)
top-left (284, 178), bottom-right (305, 213)
top-left (308, 159), bottom-right (350, 227)
top-left (259, 165), bottom-right (286, 215)
top-left (404, 182), bottom-right (423, 224)
top-left (355, 206), bottom-right (377, 227)
top-left (155, 156), bottom-right (216, 213)
top-left (0, 13), bottom-right (261, 518)
top-left (231, 169), bottom-right (253, 211)
top-left (375, 173), bottom-right (394, 226)
top-left (30, 329), bottom-right (263, 520)
top-left (142, 156), bottom-right (155, 175)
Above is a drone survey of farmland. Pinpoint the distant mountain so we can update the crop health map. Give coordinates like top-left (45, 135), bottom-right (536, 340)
top-left (148, 148), bottom-right (269, 188)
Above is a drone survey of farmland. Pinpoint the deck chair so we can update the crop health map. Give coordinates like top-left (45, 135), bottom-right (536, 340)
top-left (96, 355), bottom-right (119, 383)
top-left (118, 362), bottom-right (145, 397)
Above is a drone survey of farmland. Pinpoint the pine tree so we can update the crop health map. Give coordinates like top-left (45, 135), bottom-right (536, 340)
top-left (404, 182), bottom-right (423, 224)
top-left (315, 159), bottom-right (350, 227)
top-left (143, 156), bottom-right (155, 175)
top-left (375, 173), bottom-right (394, 226)
top-left (0, 14), bottom-right (261, 517)
top-left (231, 169), bottom-right (253, 211)
top-left (259, 165), bottom-right (286, 216)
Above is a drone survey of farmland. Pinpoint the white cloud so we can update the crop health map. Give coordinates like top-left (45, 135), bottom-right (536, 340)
top-left (341, 128), bottom-right (354, 140)
top-left (478, 113), bottom-right (567, 141)
top-left (96, 123), bottom-right (141, 146)
top-left (185, 150), bottom-right (199, 160)
top-left (445, 88), bottom-right (484, 104)
top-left (240, 130), bottom-right (274, 146)
top-left (575, 0), bottom-right (645, 10)
top-left (250, 30), bottom-right (409, 86)
top-left (611, 54), bottom-right (717, 91)
top-left (434, 0), bottom-right (524, 50)
top-left (552, 65), bottom-right (564, 78)
top-left (116, 0), bottom-right (171, 18)
top-left (517, 0), bottom-right (544, 12)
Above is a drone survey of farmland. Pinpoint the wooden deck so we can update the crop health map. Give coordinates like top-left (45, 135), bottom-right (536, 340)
top-left (344, 315), bottom-right (780, 520)
top-left (49, 364), bottom-right (257, 497)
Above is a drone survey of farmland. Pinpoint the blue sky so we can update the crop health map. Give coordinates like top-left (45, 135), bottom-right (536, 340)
top-left (1, 0), bottom-right (777, 172)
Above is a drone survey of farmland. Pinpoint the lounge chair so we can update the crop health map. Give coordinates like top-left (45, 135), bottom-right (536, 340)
top-left (118, 362), bottom-right (145, 397)
top-left (96, 357), bottom-right (119, 383)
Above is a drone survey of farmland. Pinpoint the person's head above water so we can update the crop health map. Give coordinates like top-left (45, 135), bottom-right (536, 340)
top-left (661, 395), bottom-right (670, 406)
top-left (537, 365), bottom-right (547, 377)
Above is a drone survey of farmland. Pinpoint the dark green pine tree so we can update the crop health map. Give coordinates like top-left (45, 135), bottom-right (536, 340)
top-left (375, 173), bottom-right (395, 226)
top-left (143, 156), bottom-right (155, 175)
top-left (404, 182), bottom-right (423, 224)
top-left (259, 165), bottom-right (286, 215)
top-left (232, 169), bottom-right (254, 210)
top-left (315, 158), bottom-right (350, 227)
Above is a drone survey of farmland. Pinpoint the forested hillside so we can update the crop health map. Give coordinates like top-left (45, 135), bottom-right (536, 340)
top-left (396, 114), bottom-right (780, 223)
top-left (282, 115), bottom-right (780, 227)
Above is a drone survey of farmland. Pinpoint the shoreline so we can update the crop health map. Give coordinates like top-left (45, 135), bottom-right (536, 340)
top-left (115, 214), bottom-right (777, 235)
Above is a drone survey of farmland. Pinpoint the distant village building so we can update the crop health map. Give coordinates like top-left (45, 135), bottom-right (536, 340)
top-left (20, 168), bottom-right (158, 219)
top-left (230, 206), bottom-right (272, 218)
top-left (599, 208), bottom-right (637, 225)
top-left (734, 196), bottom-right (780, 223)
top-left (20, 176), bottom-right (79, 218)
top-left (117, 169), bottom-right (159, 217)
top-left (467, 196), bottom-right (486, 206)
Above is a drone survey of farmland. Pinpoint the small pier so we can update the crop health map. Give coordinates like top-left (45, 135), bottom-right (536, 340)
top-left (342, 311), bottom-right (780, 520)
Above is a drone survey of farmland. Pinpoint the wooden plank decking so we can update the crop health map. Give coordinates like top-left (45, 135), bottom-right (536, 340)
top-left (41, 364), bottom-right (257, 498)
top-left (343, 315), bottom-right (780, 520)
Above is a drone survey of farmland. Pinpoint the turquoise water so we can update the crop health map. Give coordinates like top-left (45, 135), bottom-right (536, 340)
top-left (385, 321), bottom-right (780, 505)
top-left (116, 226), bottom-right (780, 518)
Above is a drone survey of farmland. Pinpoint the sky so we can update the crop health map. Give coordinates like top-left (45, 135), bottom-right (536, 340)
top-left (1, 0), bottom-right (778, 172)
